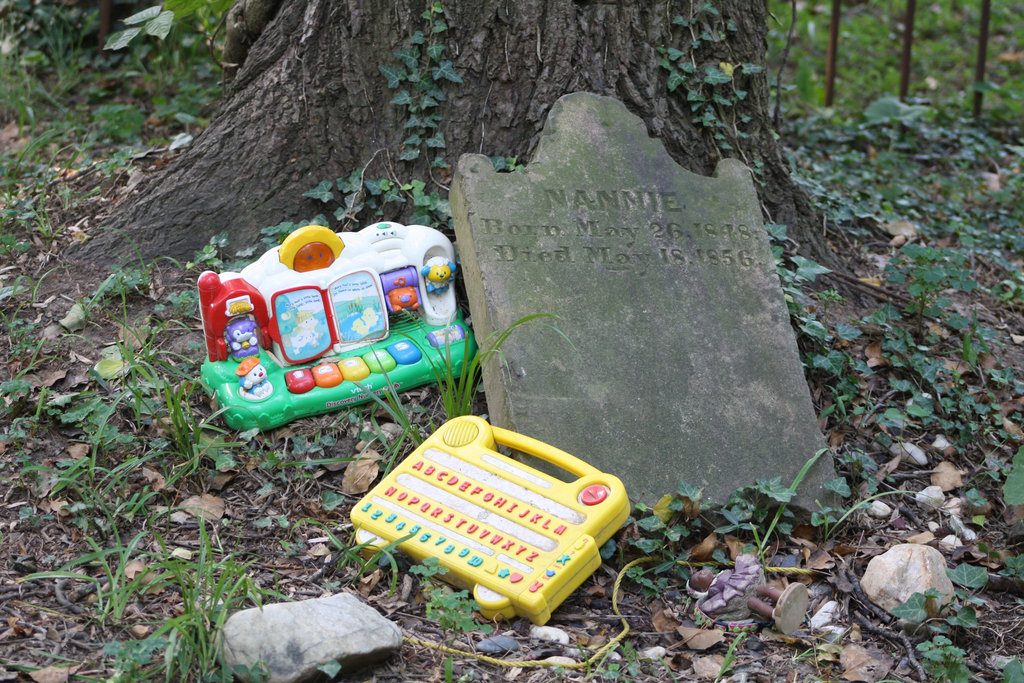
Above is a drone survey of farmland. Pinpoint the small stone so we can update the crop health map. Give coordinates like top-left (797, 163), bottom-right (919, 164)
top-left (641, 646), bottom-right (667, 660)
top-left (529, 625), bottom-right (570, 645)
top-left (938, 534), bottom-right (963, 551)
top-left (867, 501), bottom-right (892, 519)
top-left (693, 654), bottom-right (726, 680)
top-left (218, 593), bottom-right (401, 683)
top-left (931, 435), bottom-right (953, 450)
top-left (927, 520), bottom-right (941, 533)
top-left (942, 497), bottom-right (963, 515)
top-left (543, 656), bottom-right (577, 667)
top-left (475, 634), bottom-right (519, 654)
top-left (948, 515), bottom-right (977, 542)
top-left (42, 324), bottom-right (63, 341)
top-left (860, 544), bottom-right (955, 617)
top-left (915, 485), bottom-right (945, 508)
top-left (889, 441), bottom-right (928, 466)
top-left (809, 600), bottom-right (840, 631)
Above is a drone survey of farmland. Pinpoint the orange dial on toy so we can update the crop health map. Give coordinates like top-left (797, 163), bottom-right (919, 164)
top-left (293, 241), bottom-right (336, 272)
top-left (278, 225), bottom-right (345, 271)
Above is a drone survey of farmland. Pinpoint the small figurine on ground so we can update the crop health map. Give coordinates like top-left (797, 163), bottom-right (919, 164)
top-left (686, 553), bottom-right (809, 634)
top-left (421, 257), bottom-right (457, 293)
top-left (236, 357), bottom-right (274, 401)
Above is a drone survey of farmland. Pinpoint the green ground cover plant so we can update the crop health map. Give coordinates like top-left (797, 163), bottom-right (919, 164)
top-left (2, 1), bottom-right (1024, 681)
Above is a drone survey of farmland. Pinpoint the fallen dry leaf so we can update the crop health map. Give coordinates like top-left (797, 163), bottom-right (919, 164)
top-left (652, 607), bottom-right (682, 633)
top-left (66, 443), bottom-right (90, 459)
top-left (840, 643), bottom-right (894, 682)
top-left (676, 626), bottom-right (726, 650)
top-left (342, 449), bottom-right (382, 494)
top-left (141, 467), bottom-right (166, 491)
top-left (180, 493), bottom-right (225, 521)
top-left (930, 461), bottom-right (963, 492)
top-left (29, 665), bottom-right (79, 683)
top-left (906, 530), bottom-right (935, 545)
top-left (1003, 417), bottom-right (1024, 440)
top-left (688, 532), bottom-right (718, 562)
top-left (358, 568), bottom-right (382, 597)
top-left (865, 341), bottom-right (889, 368)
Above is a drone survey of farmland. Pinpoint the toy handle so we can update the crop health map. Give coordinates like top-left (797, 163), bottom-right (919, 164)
top-left (490, 425), bottom-right (603, 481)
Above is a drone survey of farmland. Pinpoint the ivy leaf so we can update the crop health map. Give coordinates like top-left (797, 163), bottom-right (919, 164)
top-left (667, 69), bottom-right (685, 92)
top-left (1004, 447), bottom-right (1024, 505)
top-left (890, 592), bottom-right (929, 623)
top-left (390, 89), bottom-right (413, 106)
top-left (703, 64), bottom-right (733, 85)
top-left (755, 477), bottom-right (795, 503)
top-left (834, 322), bottom-right (863, 341)
top-left (302, 181), bottom-right (334, 203)
top-left (824, 477), bottom-right (852, 498)
top-left (378, 64), bottom-right (406, 88)
top-left (425, 43), bottom-right (445, 62)
top-left (947, 563), bottom-right (988, 589)
top-left (431, 60), bottom-right (462, 83)
top-left (790, 255), bottom-right (832, 283)
top-left (398, 147), bottom-right (421, 161)
top-left (425, 131), bottom-right (445, 148)
top-left (947, 605), bottom-right (977, 628)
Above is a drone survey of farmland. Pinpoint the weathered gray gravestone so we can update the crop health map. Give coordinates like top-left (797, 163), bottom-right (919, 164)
top-left (451, 92), bottom-right (835, 510)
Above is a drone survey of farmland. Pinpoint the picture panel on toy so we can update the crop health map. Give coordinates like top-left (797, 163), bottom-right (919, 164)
top-left (272, 287), bottom-right (333, 363)
top-left (328, 271), bottom-right (388, 346)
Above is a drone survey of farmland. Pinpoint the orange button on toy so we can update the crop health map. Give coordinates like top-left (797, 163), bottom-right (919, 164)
top-left (312, 362), bottom-right (344, 388)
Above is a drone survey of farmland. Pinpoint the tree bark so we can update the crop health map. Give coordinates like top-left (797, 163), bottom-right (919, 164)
top-left (85, 0), bottom-right (831, 267)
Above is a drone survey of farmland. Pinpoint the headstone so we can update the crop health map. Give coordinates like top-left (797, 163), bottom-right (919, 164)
top-left (451, 92), bottom-right (834, 509)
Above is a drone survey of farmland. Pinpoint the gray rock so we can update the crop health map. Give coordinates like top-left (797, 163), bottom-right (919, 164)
top-left (860, 544), bottom-right (954, 618)
top-left (451, 92), bottom-right (835, 510)
top-left (218, 592), bottom-right (402, 683)
top-left (475, 634), bottom-right (520, 654)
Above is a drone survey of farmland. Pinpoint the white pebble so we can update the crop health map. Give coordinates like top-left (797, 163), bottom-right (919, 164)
top-left (641, 646), bottom-right (667, 660)
top-left (867, 501), bottom-right (893, 518)
top-left (915, 485), bottom-right (945, 507)
top-left (529, 625), bottom-right (570, 645)
top-left (948, 514), bottom-right (977, 542)
top-left (942, 497), bottom-right (963, 515)
top-left (543, 656), bottom-right (577, 666)
top-left (939, 534), bottom-right (963, 551)
top-left (890, 441), bottom-right (928, 465)
top-left (928, 521), bottom-right (941, 533)
top-left (809, 600), bottom-right (840, 630)
top-left (932, 434), bottom-right (953, 450)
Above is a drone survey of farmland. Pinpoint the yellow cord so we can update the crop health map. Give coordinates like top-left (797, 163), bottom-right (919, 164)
top-left (402, 558), bottom-right (820, 670)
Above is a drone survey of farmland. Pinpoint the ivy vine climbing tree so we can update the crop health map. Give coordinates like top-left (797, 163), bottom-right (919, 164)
top-left (91, 0), bottom-right (833, 269)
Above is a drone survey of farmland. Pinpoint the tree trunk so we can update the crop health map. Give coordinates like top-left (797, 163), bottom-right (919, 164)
top-left (85, 0), bottom-right (831, 267)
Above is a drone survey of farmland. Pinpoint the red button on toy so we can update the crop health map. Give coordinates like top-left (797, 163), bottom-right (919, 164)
top-left (578, 484), bottom-right (609, 506)
top-left (285, 368), bottom-right (316, 394)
